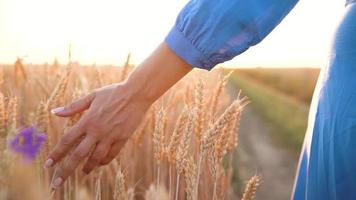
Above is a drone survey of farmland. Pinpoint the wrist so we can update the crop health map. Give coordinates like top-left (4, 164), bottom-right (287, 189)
top-left (122, 62), bottom-right (159, 106)
top-left (120, 42), bottom-right (192, 107)
top-left (119, 81), bottom-right (154, 110)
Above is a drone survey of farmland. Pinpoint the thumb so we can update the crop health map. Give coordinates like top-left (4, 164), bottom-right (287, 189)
top-left (51, 93), bottom-right (95, 117)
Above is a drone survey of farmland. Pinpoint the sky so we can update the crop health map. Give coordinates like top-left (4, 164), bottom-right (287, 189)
top-left (0, 0), bottom-right (346, 68)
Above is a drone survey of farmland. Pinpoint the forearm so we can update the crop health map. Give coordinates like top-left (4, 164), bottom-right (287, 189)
top-left (124, 42), bottom-right (192, 105)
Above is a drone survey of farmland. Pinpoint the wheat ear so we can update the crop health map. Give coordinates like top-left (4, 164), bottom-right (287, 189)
top-left (166, 106), bottom-right (189, 164)
top-left (153, 108), bottom-right (166, 164)
top-left (35, 101), bottom-right (49, 133)
top-left (47, 70), bottom-right (71, 109)
top-left (114, 165), bottom-right (130, 200)
top-left (153, 108), bottom-right (166, 187)
top-left (195, 96), bottom-right (246, 199)
top-left (193, 79), bottom-right (205, 142)
top-left (183, 157), bottom-right (197, 200)
top-left (210, 71), bottom-right (233, 120)
top-left (176, 109), bottom-right (193, 175)
top-left (201, 98), bottom-right (243, 154)
top-left (175, 110), bottom-right (194, 200)
top-left (241, 175), bottom-right (261, 200)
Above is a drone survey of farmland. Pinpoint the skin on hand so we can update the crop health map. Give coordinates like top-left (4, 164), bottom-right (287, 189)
top-left (47, 83), bottom-right (150, 188)
top-left (45, 42), bottom-right (192, 188)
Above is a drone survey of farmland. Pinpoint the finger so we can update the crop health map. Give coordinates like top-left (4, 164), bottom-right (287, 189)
top-left (82, 141), bottom-right (111, 174)
top-left (100, 141), bottom-right (125, 165)
top-left (51, 136), bottom-right (97, 188)
top-left (44, 121), bottom-right (86, 168)
top-left (51, 92), bottom-right (95, 117)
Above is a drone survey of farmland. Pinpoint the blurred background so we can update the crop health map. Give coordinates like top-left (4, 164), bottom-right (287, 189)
top-left (0, 0), bottom-right (348, 199)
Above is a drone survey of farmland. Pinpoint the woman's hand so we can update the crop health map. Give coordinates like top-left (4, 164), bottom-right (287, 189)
top-left (45, 83), bottom-right (150, 188)
top-left (45, 42), bottom-right (192, 189)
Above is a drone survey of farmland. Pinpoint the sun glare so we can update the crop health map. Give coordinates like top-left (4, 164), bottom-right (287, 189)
top-left (0, 0), bottom-right (346, 67)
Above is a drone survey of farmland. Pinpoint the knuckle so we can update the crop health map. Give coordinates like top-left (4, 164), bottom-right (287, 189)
top-left (74, 122), bottom-right (86, 133)
top-left (88, 131), bottom-right (102, 140)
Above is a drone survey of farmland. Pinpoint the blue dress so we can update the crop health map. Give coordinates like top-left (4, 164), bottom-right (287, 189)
top-left (165, 0), bottom-right (356, 199)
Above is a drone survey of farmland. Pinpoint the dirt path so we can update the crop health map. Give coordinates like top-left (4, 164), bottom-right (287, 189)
top-left (229, 85), bottom-right (300, 200)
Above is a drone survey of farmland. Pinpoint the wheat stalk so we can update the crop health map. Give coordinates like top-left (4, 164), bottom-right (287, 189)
top-left (35, 101), bottom-right (49, 133)
top-left (176, 110), bottom-right (193, 175)
top-left (183, 157), bottom-right (197, 200)
top-left (241, 175), bottom-right (261, 200)
top-left (166, 106), bottom-right (189, 164)
top-left (153, 108), bottom-right (165, 163)
top-left (120, 53), bottom-right (132, 82)
top-left (227, 91), bottom-right (248, 154)
top-left (0, 94), bottom-right (8, 188)
top-left (210, 71), bottom-right (233, 121)
top-left (0, 93), bottom-right (6, 140)
top-left (212, 92), bottom-right (248, 170)
top-left (6, 96), bottom-right (17, 135)
top-left (0, 63), bottom-right (253, 200)
top-left (195, 95), bottom-right (247, 199)
top-left (131, 117), bottom-right (149, 146)
top-left (145, 184), bottom-right (170, 200)
top-left (153, 108), bottom-right (166, 187)
top-left (193, 79), bottom-right (205, 142)
top-left (174, 109), bottom-right (194, 200)
top-left (166, 106), bottom-right (189, 199)
top-left (14, 58), bottom-right (27, 87)
top-left (114, 165), bottom-right (131, 200)
top-left (47, 69), bottom-right (71, 109)
top-left (95, 175), bottom-right (102, 200)
top-left (183, 84), bottom-right (194, 108)
top-left (201, 97), bottom-right (247, 154)
top-left (0, 68), bottom-right (4, 88)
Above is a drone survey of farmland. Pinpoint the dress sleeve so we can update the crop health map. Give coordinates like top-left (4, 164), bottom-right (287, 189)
top-left (165, 0), bottom-right (299, 70)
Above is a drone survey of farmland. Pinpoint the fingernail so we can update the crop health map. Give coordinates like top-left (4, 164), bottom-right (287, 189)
top-left (52, 177), bottom-right (63, 188)
top-left (51, 107), bottom-right (64, 114)
top-left (44, 159), bottom-right (53, 168)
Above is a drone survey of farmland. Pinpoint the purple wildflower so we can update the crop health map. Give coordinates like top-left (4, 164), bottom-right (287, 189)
top-left (8, 126), bottom-right (47, 162)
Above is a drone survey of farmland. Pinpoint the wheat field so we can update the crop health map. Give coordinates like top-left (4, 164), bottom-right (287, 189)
top-left (0, 57), bottom-right (260, 200)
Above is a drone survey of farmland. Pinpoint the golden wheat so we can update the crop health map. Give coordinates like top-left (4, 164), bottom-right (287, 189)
top-left (166, 106), bottom-right (189, 164)
top-left (0, 61), bottom-right (260, 200)
top-left (193, 78), bottom-right (205, 142)
top-left (0, 93), bottom-right (6, 139)
top-left (241, 175), bottom-right (261, 200)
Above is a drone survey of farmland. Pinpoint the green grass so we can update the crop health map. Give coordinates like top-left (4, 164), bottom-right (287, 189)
top-left (235, 68), bottom-right (319, 104)
top-left (230, 73), bottom-right (310, 152)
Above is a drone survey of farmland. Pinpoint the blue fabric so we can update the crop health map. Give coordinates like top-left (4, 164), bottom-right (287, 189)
top-left (165, 0), bottom-right (298, 70)
top-left (347, 0), bottom-right (356, 6)
top-left (166, 0), bottom-right (356, 199)
top-left (293, 3), bottom-right (356, 199)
